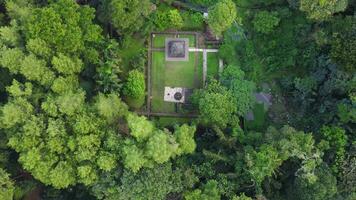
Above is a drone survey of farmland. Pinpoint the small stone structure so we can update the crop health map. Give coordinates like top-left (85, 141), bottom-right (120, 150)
top-left (165, 38), bottom-right (189, 61)
top-left (164, 87), bottom-right (193, 103)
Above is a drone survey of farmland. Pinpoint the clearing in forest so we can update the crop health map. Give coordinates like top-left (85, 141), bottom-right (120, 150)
top-left (147, 32), bottom-right (221, 117)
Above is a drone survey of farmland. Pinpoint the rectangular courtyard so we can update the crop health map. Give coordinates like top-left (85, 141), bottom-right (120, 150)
top-left (147, 32), bottom-right (221, 116)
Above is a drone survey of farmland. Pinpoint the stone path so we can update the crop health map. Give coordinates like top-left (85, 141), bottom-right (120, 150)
top-left (188, 48), bottom-right (218, 52)
top-left (203, 49), bottom-right (207, 84)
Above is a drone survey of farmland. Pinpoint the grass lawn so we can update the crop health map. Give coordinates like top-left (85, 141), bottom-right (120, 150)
top-left (245, 103), bottom-right (266, 131)
top-left (152, 33), bottom-right (196, 48)
top-left (150, 33), bottom-right (221, 115)
top-left (151, 51), bottom-right (201, 113)
top-left (207, 52), bottom-right (219, 79)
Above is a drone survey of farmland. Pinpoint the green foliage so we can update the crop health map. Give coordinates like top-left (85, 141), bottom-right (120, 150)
top-left (184, 180), bottom-right (221, 200)
top-left (20, 54), bottom-right (55, 86)
top-left (220, 65), bottom-right (256, 116)
top-left (146, 130), bottom-right (176, 164)
top-left (253, 11), bottom-right (280, 34)
top-left (51, 53), bottom-right (83, 75)
top-left (25, 0), bottom-right (102, 58)
top-left (287, 164), bottom-right (337, 200)
top-left (168, 9), bottom-right (184, 29)
top-left (193, 79), bottom-right (236, 128)
top-left (320, 126), bottom-right (347, 174)
top-left (300, 0), bottom-right (348, 21)
top-left (207, 0), bottom-right (237, 36)
top-left (26, 38), bottom-right (52, 59)
top-left (122, 142), bottom-right (147, 173)
top-left (95, 93), bottom-right (128, 122)
top-left (92, 162), bottom-right (187, 200)
top-left (330, 15), bottom-right (356, 72)
top-left (99, 0), bottom-right (152, 33)
top-left (0, 22), bottom-right (20, 47)
top-left (127, 113), bottom-right (154, 141)
top-left (96, 39), bottom-right (122, 93)
top-left (242, 126), bottom-right (322, 191)
top-left (245, 145), bottom-right (282, 186)
top-left (0, 48), bottom-right (25, 74)
top-left (232, 193), bottom-right (252, 200)
top-left (174, 124), bottom-right (197, 155)
top-left (0, 168), bottom-right (14, 200)
top-left (152, 7), bottom-right (185, 31)
top-left (123, 70), bottom-right (145, 99)
top-left (123, 114), bottom-right (196, 172)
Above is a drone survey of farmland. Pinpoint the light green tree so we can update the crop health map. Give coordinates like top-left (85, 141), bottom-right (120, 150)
top-left (95, 93), bottom-right (128, 122)
top-left (184, 180), bottom-right (221, 200)
top-left (300, 0), bottom-right (348, 21)
top-left (146, 130), bottom-right (176, 164)
top-left (174, 124), bottom-right (197, 155)
top-left (0, 168), bottom-right (14, 200)
top-left (123, 70), bottom-right (146, 108)
top-left (207, 0), bottom-right (237, 36)
top-left (253, 11), bottom-right (280, 34)
top-left (126, 113), bottom-right (154, 141)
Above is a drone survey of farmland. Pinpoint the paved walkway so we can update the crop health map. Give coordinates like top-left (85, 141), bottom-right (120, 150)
top-left (203, 49), bottom-right (207, 83)
top-left (189, 48), bottom-right (218, 52)
top-left (219, 59), bottom-right (224, 74)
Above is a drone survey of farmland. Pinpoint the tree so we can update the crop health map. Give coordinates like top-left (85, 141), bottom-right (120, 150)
top-left (91, 162), bottom-right (188, 200)
top-left (174, 124), bottom-right (197, 155)
top-left (232, 193), bottom-right (252, 200)
top-left (243, 126), bottom-right (322, 192)
top-left (25, 0), bottom-right (102, 59)
top-left (330, 15), bottom-right (356, 72)
top-left (245, 145), bottom-right (282, 187)
top-left (168, 9), bottom-right (183, 29)
top-left (0, 168), bottom-right (14, 200)
top-left (146, 130), bottom-right (176, 164)
top-left (126, 113), bottom-right (154, 141)
top-left (300, 0), bottom-right (348, 21)
top-left (0, 0), bottom-right (124, 189)
top-left (207, 0), bottom-right (237, 36)
top-left (287, 165), bottom-right (337, 200)
top-left (99, 0), bottom-right (152, 34)
top-left (95, 39), bottom-right (122, 94)
top-left (184, 180), bottom-right (221, 200)
top-left (253, 11), bottom-right (280, 34)
top-left (123, 114), bottom-right (197, 172)
top-left (95, 93), bottom-right (128, 122)
top-left (122, 69), bottom-right (146, 108)
top-left (220, 65), bottom-right (256, 116)
top-left (320, 126), bottom-right (347, 174)
top-left (193, 79), bottom-right (236, 128)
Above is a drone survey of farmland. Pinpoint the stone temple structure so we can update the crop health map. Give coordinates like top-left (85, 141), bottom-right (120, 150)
top-left (164, 87), bottom-right (193, 103)
top-left (165, 38), bottom-right (189, 61)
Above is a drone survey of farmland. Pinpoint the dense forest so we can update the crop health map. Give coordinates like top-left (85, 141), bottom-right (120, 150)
top-left (0, 0), bottom-right (354, 200)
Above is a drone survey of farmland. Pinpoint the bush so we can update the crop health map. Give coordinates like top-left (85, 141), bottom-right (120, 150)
top-left (123, 70), bottom-right (146, 108)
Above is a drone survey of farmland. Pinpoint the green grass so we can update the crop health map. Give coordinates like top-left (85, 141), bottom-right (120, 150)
top-left (152, 33), bottom-right (196, 48)
top-left (152, 34), bottom-right (170, 48)
top-left (177, 34), bottom-right (196, 47)
top-left (151, 51), bottom-right (200, 113)
top-left (119, 36), bottom-right (145, 73)
top-left (245, 103), bottom-right (266, 131)
top-left (207, 53), bottom-right (219, 79)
